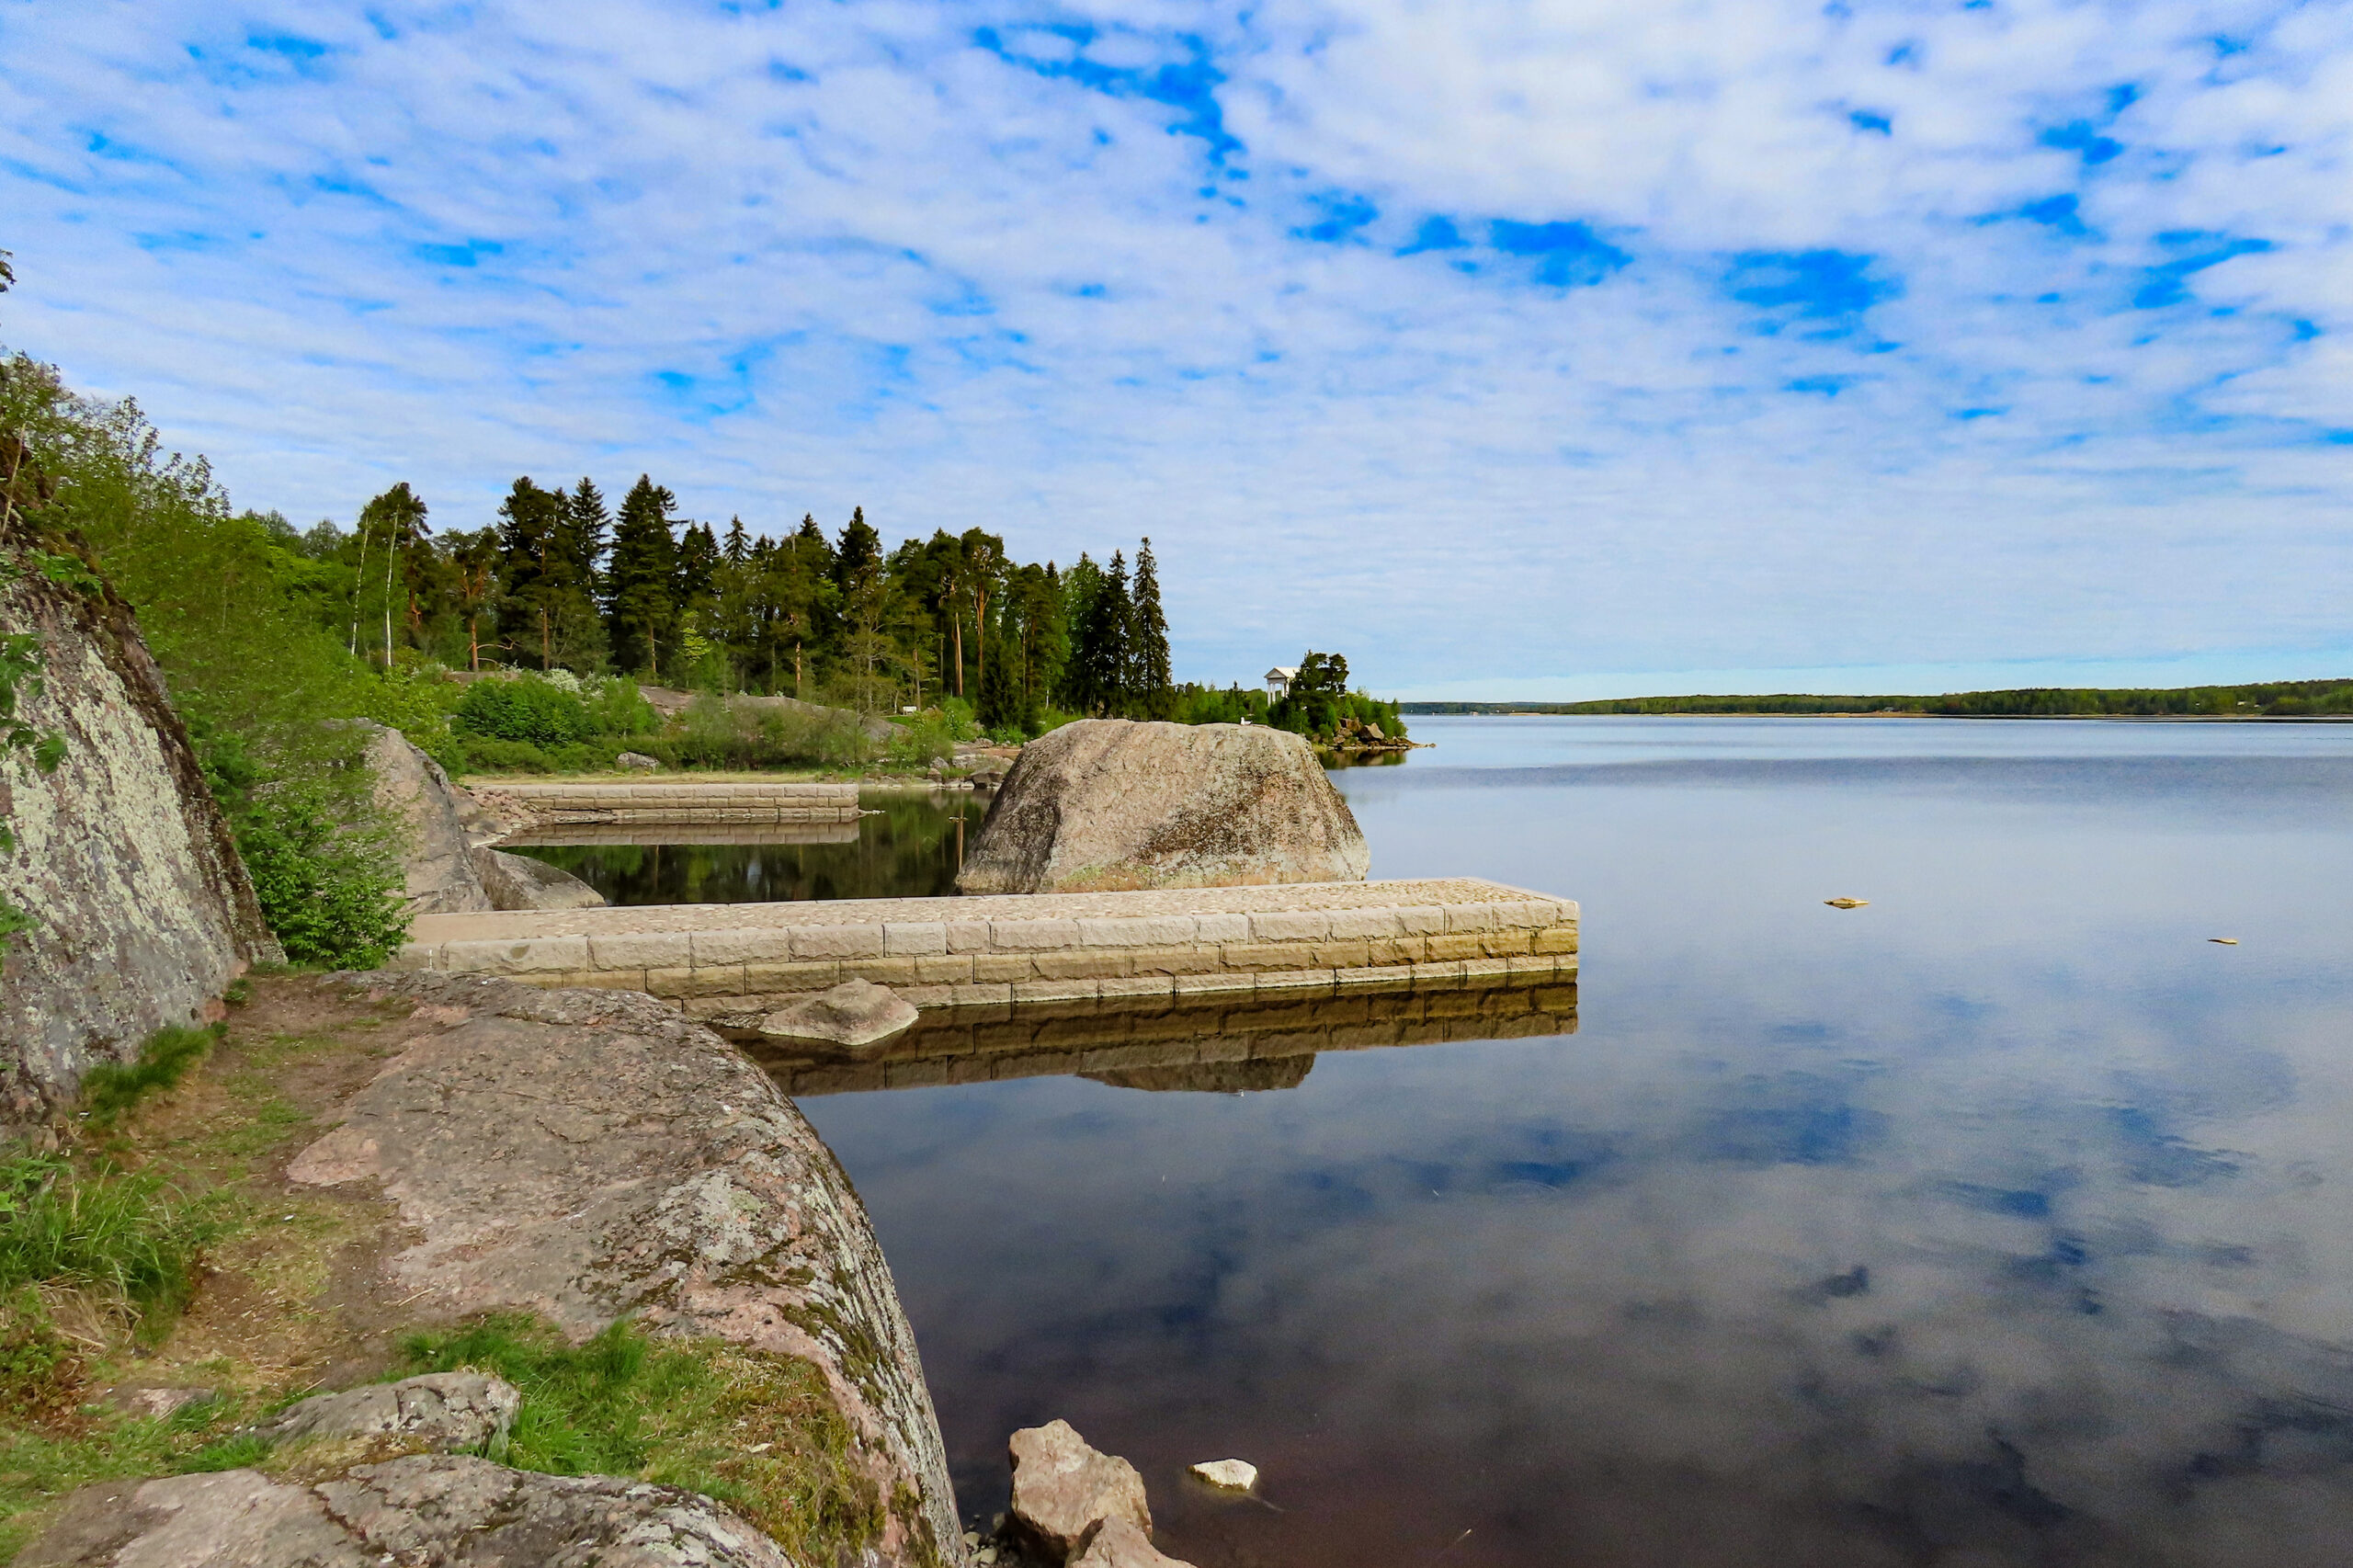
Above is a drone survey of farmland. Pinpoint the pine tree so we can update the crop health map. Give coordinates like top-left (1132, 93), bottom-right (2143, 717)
top-left (1129, 536), bottom-right (1171, 716)
top-left (722, 515), bottom-right (751, 566)
top-left (607, 475), bottom-right (680, 677)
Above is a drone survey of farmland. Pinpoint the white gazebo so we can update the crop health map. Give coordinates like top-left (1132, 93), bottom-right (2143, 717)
top-left (1266, 665), bottom-right (1300, 699)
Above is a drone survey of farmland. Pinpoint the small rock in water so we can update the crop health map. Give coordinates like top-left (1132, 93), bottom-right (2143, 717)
top-left (1188, 1459), bottom-right (1257, 1492)
top-left (757, 979), bottom-right (919, 1049)
top-left (1824, 897), bottom-right (1870, 909)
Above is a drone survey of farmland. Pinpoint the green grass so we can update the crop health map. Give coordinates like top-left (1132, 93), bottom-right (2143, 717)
top-left (399, 1314), bottom-right (887, 1562)
top-left (0, 1158), bottom-right (216, 1328)
top-left (77, 1026), bottom-right (220, 1131)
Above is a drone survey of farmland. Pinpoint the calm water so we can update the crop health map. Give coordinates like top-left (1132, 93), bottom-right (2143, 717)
top-left (515, 791), bottom-right (984, 903)
top-left (785, 716), bottom-right (2353, 1567)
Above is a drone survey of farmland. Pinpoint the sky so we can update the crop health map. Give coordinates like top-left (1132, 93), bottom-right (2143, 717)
top-left (2, 0), bottom-right (2348, 700)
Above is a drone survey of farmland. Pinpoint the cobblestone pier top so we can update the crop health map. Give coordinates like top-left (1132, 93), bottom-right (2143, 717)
top-left (482, 779), bottom-right (862, 826)
top-left (394, 878), bottom-right (1579, 1016)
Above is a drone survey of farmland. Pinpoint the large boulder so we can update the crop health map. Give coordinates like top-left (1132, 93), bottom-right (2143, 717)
top-left (955, 721), bottom-right (1369, 894)
top-left (471, 847), bottom-right (605, 912)
top-left (757, 978), bottom-right (919, 1049)
top-left (19, 1456), bottom-right (791, 1568)
top-left (365, 726), bottom-right (492, 915)
top-left (364, 728), bottom-right (603, 914)
top-left (288, 971), bottom-right (962, 1567)
top-left (0, 537), bottom-right (277, 1129)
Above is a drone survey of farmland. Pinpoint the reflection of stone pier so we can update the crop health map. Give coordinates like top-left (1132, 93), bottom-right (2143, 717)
top-left (395, 878), bottom-right (1579, 1011)
top-left (732, 976), bottom-right (1580, 1096)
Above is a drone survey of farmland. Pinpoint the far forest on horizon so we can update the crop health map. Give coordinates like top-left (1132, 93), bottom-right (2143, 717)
top-left (1403, 681), bottom-right (2353, 719)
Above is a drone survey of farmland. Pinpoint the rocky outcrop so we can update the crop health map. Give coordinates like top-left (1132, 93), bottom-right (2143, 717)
top-left (0, 540), bottom-right (276, 1129)
top-left (20, 1457), bottom-right (791, 1568)
top-left (1073, 1518), bottom-right (1194, 1568)
top-left (364, 726), bottom-right (602, 915)
top-left (1007, 1421), bottom-right (1154, 1563)
top-left (955, 721), bottom-right (1370, 894)
top-left (758, 979), bottom-right (919, 1049)
top-left (290, 971), bottom-right (961, 1566)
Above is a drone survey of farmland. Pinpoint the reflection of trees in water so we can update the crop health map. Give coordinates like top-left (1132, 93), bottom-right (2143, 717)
top-left (523, 794), bottom-right (979, 903)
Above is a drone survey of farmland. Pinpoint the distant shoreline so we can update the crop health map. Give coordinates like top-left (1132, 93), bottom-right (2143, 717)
top-left (1399, 680), bottom-right (2353, 722)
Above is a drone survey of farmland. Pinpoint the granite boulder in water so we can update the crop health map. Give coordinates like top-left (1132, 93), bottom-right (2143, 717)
top-left (1007, 1420), bottom-right (1154, 1563)
top-left (758, 979), bottom-right (920, 1048)
top-left (956, 721), bottom-right (1369, 894)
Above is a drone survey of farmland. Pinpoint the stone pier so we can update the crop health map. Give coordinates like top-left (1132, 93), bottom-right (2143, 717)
top-left (394, 878), bottom-right (1579, 1018)
top-left (480, 779), bottom-right (861, 827)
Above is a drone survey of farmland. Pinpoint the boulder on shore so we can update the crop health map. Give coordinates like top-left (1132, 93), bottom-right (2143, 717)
top-left (471, 847), bottom-right (606, 912)
top-left (365, 727), bottom-right (604, 914)
top-left (1074, 1517), bottom-right (1197, 1568)
top-left (1007, 1420), bottom-right (1154, 1563)
top-left (955, 721), bottom-right (1370, 894)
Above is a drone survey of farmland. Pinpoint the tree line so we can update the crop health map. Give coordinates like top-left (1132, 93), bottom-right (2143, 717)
top-left (300, 476), bottom-right (1175, 733)
top-left (1404, 681), bottom-right (2353, 719)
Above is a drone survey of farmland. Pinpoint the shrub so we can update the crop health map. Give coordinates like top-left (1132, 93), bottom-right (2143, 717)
top-left (650, 695), bottom-right (870, 772)
top-left (233, 780), bottom-right (408, 968)
top-left (454, 676), bottom-right (594, 747)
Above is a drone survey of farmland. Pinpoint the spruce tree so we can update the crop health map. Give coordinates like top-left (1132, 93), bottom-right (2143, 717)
top-left (1074, 550), bottom-right (1131, 716)
top-left (494, 476), bottom-right (563, 668)
top-left (1130, 536), bottom-right (1172, 716)
top-left (834, 506), bottom-right (880, 595)
top-left (607, 475), bottom-right (680, 677)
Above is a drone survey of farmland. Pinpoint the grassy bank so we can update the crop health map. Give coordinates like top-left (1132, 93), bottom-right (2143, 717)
top-left (0, 980), bottom-right (886, 1564)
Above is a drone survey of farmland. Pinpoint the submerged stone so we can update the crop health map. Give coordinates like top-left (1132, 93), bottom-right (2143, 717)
top-left (1187, 1459), bottom-right (1257, 1491)
top-left (757, 978), bottom-right (919, 1048)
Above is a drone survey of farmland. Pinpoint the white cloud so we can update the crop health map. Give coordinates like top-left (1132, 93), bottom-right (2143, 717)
top-left (0, 0), bottom-right (2347, 693)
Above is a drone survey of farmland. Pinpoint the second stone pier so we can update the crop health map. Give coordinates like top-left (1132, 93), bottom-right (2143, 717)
top-left (396, 878), bottom-right (1579, 1018)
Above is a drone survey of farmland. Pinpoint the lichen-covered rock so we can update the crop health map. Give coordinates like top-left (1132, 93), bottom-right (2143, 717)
top-left (365, 725), bottom-right (493, 915)
top-left (290, 971), bottom-right (962, 1567)
top-left (18, 1456), bottom-right (792, 1568)
top-left (955, 721), bottom-right (1369, 894)
top-left (758, 979), bottom-right (918, 1049)
top-left (1007, 1420), bottom-right (1153, 1563)
top-left (471, 846), bottom-right (605, 912)
top-left (0, 540), bottom-right (276, 1129)
top-left (254, 1371), bottom-right (520, 1452)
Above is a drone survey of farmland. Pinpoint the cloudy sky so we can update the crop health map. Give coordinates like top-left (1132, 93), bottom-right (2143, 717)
top-left (3, 1), bottom-right (2347, 699)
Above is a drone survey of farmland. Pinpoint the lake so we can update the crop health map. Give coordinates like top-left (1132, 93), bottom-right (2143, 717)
top-left (510, 719), bottom-right (2353, 1563)
top-left (780, 716), bottom-right (2353, 1567)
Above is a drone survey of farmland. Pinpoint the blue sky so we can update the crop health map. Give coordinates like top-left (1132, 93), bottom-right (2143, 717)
top-left (3, 0), bottom-right (2348, 699)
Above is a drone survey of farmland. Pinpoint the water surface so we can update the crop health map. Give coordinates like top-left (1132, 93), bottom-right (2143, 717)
top-left (795, 717), bottom-right (2353, 1567)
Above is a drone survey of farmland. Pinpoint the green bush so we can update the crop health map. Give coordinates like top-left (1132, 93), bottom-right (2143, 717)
top-left (454, 676), bottom-right (594, 746)
top-left (79, 1026), bottom-right (220, 1130)
top-left (231, 779), bottom-right (408, 968)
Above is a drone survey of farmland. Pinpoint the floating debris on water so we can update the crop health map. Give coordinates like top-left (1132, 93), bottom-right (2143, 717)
top-left (1824, 897), bottom-right (1870, 909)
top-left (2210, 937), bottom-right (2239, 945)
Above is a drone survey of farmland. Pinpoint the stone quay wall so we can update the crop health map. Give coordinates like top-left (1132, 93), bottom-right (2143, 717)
top-left (483, 779), bottom-right (862, 826)
top-left (394, 878), bottom-right (1579, 1018)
